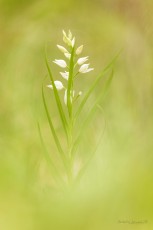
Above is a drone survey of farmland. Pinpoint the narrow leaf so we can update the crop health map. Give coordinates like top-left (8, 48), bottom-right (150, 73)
top-left (42, 86), bottom-right (68, 170)
top-left (37, 122), bottom-right (64, 185)
top-left (74, 51), bottom-right (120, 120)
top-left (72, 70), bottom-right (114, 157)
top-left (45, 52), bottom-right (68, 138)
top-left (75, 106), bottom-right (107, 185)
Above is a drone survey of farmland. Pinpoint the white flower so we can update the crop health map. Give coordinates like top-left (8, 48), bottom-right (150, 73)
top-left (77, 56), bottom-right (88, 65)
top-left (71, 37), bottom-right (75, 47)
top-left (64, 53), bottom-right (71, 59)
top-left (79, 64), bottom-right (94, 73)
top-left (60, 71), bottom-right (69, 80)
top-left (83, 68), bottom-right (94, 73)
top-left (64, 89), bottom-right (75, 105)
top-left (57, 45), bottom-right (68, 54)
top-left (79, 64), bottom-right (89, 72)
top-left (53, 59), bottom-right (67, 68)
top-left (76, 45), bottom-right (83, 55)
top-left (47, 81), bottom-right (64, 90)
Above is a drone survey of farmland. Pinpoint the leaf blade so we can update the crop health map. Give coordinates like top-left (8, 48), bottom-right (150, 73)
top-left (37, 122), bottom-right (64, 185)
top-left (42, 86), bottom-right (68, 170)
top-left (74, 51), bottom-right (120, 120)
top-left (72, 70), bottom-right (114, 157)
top-left (45, 53), bottom-right (68, 138)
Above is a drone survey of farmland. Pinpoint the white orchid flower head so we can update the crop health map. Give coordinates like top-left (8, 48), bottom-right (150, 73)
top-left (60, 71), bottom-right (69, 80)
top-left (79, 63), bottom-right (94, 73)
top-left (53, 59), bottom-right (67, 68)
top-left (77, 56), bottom-right (89, 65)
top-left (79, 64), bottom-right (89, 73)
top-left (47, 80), bottom-right (64, 90)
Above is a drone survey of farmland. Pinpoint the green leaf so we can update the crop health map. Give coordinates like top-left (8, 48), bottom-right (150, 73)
top-left (72, 70), bottom-right (114, 157)
top-left (75, 106), bottom-right (107, 185)
top-left (37, 122), bottom-right (64, 185)
top-left (42, 86), bottom-right (68, 170)
top-left (45, 53), bottom-right (68, 138)
top-left (74, 51), bottom-right (120, 120)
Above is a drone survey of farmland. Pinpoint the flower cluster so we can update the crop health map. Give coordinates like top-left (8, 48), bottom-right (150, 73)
top-left (47, 30), bottom-right (94, 105)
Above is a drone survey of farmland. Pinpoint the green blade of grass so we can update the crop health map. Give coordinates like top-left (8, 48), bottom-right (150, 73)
top-left (74, 106), bottom-right (107, 185)
top-left (37, 122), bottom-right (64, 185)
top-left (72, 70), bottom-right (114, 157)
top-left (45, 53), bottom-right (68, 138)
top-left (42, 86), bottom-right (68, 170)
top-left (74, 51), bottom-right (120, 120)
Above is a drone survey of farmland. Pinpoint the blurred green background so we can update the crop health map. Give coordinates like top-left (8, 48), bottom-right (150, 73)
top-left (0, 0), bottom-right (153, 229)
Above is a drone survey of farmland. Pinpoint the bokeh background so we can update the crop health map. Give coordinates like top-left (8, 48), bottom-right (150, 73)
top-left (0, 0), bottom-right (153, 229)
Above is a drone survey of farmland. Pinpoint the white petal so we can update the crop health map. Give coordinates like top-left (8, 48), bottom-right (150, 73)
top-left (62, 30), bottom-right (66, 37)
top-left (79, 64), bottom-right (90, 73)
top-left (60, 71), bottom-right (69, 80)
top-left (47, 81), bottom-right (64, 90)
top-left (53, 59), bottom-right (67, 68)
top-left (57, 45), bottom-right (68, 53)
top-left (54, 80), bottom-right (64, 90)
top-left (47, 84), bottom-right (53, 89)
top-left (76, 45), bottom-right (83, 55)
top-left (64, 52), bottom-right (71, 59)
top-left (77, 56), bottom-right (88, 65)
top-left (71, 37), bottom-right (75, 47)
top-left (84, 68), bottom-right (94, 73)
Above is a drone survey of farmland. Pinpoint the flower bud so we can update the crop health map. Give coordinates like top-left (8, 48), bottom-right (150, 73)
top-left (57, 45), bottom-right (68, 53)
top-left (76, 45), bottom-right (83, 55)
top-left (64, 53), bottom-right (71, 59)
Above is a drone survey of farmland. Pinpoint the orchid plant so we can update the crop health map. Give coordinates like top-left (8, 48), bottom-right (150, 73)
top-left (47, 30), bottom-right (94, 113)
top-left (40, 30), bottom-right (117, 188)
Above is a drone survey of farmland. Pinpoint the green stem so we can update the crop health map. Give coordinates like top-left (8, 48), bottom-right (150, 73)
top-left (67, 47), bottom-right (75, 118)
top-left (66, 46), bottom-right (75, 186)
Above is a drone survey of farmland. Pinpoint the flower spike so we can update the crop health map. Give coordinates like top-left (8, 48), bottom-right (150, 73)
top-left (48, 30), bottom-right (94, 105)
